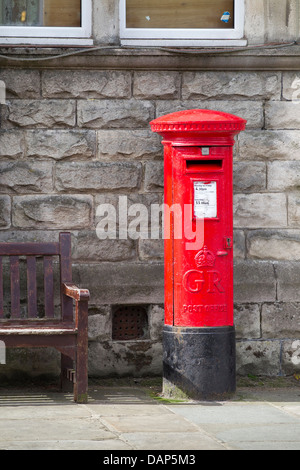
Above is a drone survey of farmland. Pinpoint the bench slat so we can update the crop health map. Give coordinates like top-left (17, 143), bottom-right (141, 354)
top-left (27, 257), bottom-right (38, 318)
top-left (0, 243), bottom-right (59, 257)
top-left (44, 256), bottom-right (54, 319)
top-left (10, 257), bottom-right (20, 318)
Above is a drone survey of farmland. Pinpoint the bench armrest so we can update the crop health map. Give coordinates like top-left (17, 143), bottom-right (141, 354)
top-left (63, 283), bottom-right (90, 302)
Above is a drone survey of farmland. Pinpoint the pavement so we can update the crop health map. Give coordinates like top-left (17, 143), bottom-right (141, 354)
top-left (0, 378), bottom-right (300, 451)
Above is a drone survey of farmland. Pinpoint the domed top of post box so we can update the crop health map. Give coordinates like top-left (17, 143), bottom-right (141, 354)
top-left (150, 109), bottom-right (247, 146)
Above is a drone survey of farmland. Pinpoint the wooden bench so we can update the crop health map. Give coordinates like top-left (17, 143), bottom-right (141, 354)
top-left (0, 232), bottom-right (90, 403)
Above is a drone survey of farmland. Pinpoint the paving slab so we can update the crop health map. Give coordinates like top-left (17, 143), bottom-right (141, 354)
top-left (0, 383), bottom-right (299, 451)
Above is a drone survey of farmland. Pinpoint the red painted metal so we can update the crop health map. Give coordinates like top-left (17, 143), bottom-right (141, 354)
top-left (151, 109), bottom-right (247, 328)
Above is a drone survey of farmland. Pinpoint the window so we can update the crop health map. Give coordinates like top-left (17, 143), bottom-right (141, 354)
top-left (0, 0), bottom-right (92, 45)
top-left (120, 0), bottom-right (246, 46)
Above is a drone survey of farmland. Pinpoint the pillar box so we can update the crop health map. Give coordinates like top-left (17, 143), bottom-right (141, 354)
top-left (150, 109), bottom-right (247, 400)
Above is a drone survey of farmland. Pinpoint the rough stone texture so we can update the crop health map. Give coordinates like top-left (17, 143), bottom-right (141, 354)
top-left (0, 195), bottom-right (11, 229)
top-left (234, 304), bottom-right (261, 339)
top-left (144, 161), bottom-right (164, 191)
top-left (276, 262), bottom-right (300, 302)
top-left (2, 100), bottom-right (76, 128)
top-left (25, 130), bottom-right (96, 160)
top-left (42, 70), bottom-right (131, 99)
top-left (156, 100), bottom-right (264, 129)
top-left (55, 161), bottom-right (142, 191)
top-left (12, 195), bottom-right (93, 229)
top-left (288, 194), bottom-right (300, 227)
top-left (77, 100), bottom-right (155, 129)
top-left (233, 193), bottom-right (287, 228)
top-left (234, 260), bottom-right (276, 303)
top-left (0, 131), bottom-right (24, 159)
top-left (133, 72), bottom-right (181, 99)
top-left (0, 69), bottom-right (41, 99)
top-left (238, 130), bottom-right (300, 161)
top-left (247, 230), bottom-right (300, 260)
top-left (236, 340), bottom-right (281, 376)
top-left (182, 72), bottom-right (281, 100)
top-left (265, 101), bottom-right (300, 129)
top-left (0, 161), bottom-right (53, 194)
top-left (97, 130), bottom-right (162, 160)
top-left (261, 303), bottom-right (300, 339)
top-left (233, 162), bottom-right (266, 192)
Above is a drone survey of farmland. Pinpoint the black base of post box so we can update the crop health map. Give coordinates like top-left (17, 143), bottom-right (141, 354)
top-left (163, 325), bottom-right (236, 400)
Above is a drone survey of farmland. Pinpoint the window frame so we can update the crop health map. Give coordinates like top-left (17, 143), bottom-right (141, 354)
top-left (120, 0), bottom-right (246, 46)
top-left (0, 0), bottom-right (93, 46)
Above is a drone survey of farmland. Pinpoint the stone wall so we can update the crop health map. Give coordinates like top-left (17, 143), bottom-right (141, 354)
top-left (0, 65), bottom-right (300, 378)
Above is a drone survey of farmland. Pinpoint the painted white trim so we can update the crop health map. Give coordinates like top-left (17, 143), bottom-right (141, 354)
top-left (0, 0), bottom-right (92, 42)
top-left (120, 0), bottom-right (245, 43)
top-left (121, 39), bottom-right (247, 47)
top-left (0, 37), bottom-right (94, 46)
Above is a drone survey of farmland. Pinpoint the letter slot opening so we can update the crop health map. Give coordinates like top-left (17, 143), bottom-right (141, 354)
top-left (186, 159), bottom-right (223, 172)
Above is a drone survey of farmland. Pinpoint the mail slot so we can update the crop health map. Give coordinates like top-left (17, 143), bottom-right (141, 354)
top-left (150, 109), bottom-right (247, 400)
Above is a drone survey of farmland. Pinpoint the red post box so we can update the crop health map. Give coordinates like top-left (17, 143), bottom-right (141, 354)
top-left (150, 109), bottom-right (247, 400)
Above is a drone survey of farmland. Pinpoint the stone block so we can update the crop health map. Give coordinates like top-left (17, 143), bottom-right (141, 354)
top-left (97, 130), bottom-right (162, 160)
top-left (276, 262), bottom-right (300, 302)
top-left (233, 161), bottom-right (266, 192)
top-left (25, 130), bottom-right (96, 160)
top-left (268, 161), bottom-right (300, 190)
top-left (265, 101), bottom-right (300, 129)
top-left (238, 130), bottom-right (300, 160)
top-left (42, 70), bottom-right (131, 99)
top-left (288, 194), bottom-right (300, 227)
top-left (0, 69), bottom-right (40, 98)
top-left (261, 303), bottom-right (300, 338)
top-left (55, 161), bottom-right (142, 191)
top-left (2, 100), bottom-right (76, 128)
top-left (182, 72), bottom-right (281, 100)
top-left (236, 340), bottom-right (281, 376)
top-left (138, 239), bottom-right (164, 261)
top-left (78, 99), bottom-right (155, 129)
top-left (88, 313), bottom-right (112, 342)
top-left (234, 304), bottom-right (261, 339)
top-left (282, 72), bottom-right (300, 101)
top-left (282, 340), bottom-right (300, 375)
top-left (247, 230), bottom-right (300, 260)
top-left (233, 230), bottom-right (245, 259)
top-left (144, 161), bottom-right (164, 191)
top-left (233, 193), bottom-right (287, 228)
top-left (0, 161), bottom-right (53, 194)
top-left (72, 262), bottom-right (164, 305)
top-left (133, 72), bottom-right (181, 99)
top-left (234, 260), bottom-right (276, 303)
top-left (88, 341), bottom-right (163, 377)
top-left (0, 130), bottom-right (24, 159)
top-left (0, 195), bottom-right (11, 229)
top-left (149, 305), bottom-right (164, 341)
top-left (73, 230), bottom-right (136, 262)
top-left (156, 100), bottom-right (264, 129)
top-left (12, 195), bottom-right (93, 229)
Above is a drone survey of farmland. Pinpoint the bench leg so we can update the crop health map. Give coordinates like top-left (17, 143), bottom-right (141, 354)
top-left (74, 299), bottom-right (89, 404)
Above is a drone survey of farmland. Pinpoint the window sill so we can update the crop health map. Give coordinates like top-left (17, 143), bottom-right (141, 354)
top-left (121, 39), bottom-right (247, 47)
top-left (0, 37), bottom-right (94, 46)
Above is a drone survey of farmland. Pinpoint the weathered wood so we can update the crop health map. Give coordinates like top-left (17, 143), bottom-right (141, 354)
top-left (0, 243), bottom-right (59, 256)
top-left (60, 233), bottom-right (73, 322)
top-left (27, 256), bottom-right (38, 318)
top-left (10, 257), bottom-right (20, 319)
top-left (44, 256), bottom-right (54, 319)
top-left (0, 232), bottom-right (89, 403)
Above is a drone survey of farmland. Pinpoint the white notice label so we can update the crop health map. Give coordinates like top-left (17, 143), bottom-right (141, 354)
top-left (194, 181), bottom-right (217, 218)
